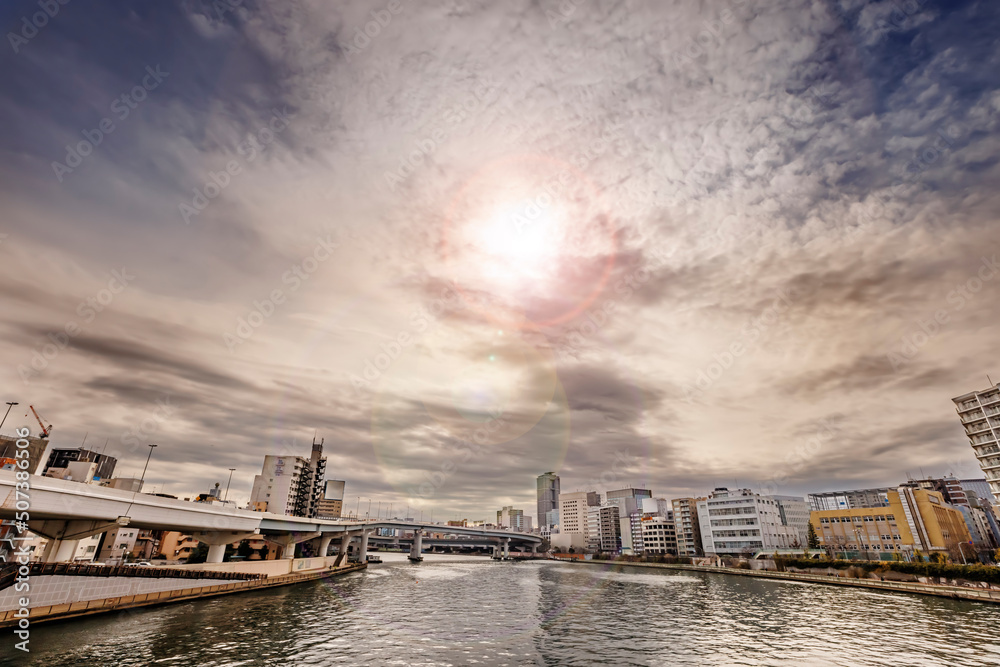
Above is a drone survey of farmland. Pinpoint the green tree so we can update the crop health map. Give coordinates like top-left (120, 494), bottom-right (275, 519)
top-left (807, 522), bottom-right (820, 549)
top-left (237, 539), bottom-right (253, 559)
top-left (186, 543), bottom-right (208, 564)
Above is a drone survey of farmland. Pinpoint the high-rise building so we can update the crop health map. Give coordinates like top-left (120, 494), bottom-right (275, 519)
top-left (960, 479), bottom-right (994, 506)
top-left (558, 491), bottom-right (601, 537)
top-left (249, 441), bottom-right (327, 518)
top-left (672, 497), bottom-right (705, 556)
top-left (536, 472), bottom-right (560, 529)
top-left (587, 504), bottom-right (621, 553)
top-left (497, 506), bottom-right (525, 531)
top-left (808, 488), bottom-right (891, 511)
top-left (952, 382), bottom-right (1000, 503)
top-left (606, 487), bottom-right (653, 517)
top-left (697, 488), bottom-right (802, 556)
top-left (44, 447), bottom-right (117, 480)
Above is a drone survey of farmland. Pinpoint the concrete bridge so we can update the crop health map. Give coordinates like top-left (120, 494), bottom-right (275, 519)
top-left (0, 471), bottom-right (540, 563)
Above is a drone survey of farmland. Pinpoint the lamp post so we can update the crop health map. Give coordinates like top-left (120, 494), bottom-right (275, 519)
top-left (224, 468), bottom-right (236, 502)
top-left (355, 497), bottom-right (361, 520)
top-left (0, 402), bottom-right (18, 433)
top-left (956, 541), bottom-right (969, 565)
top-left (138, 444), bottom-right (157, 490)
top-left (366, 498), bottom-right (371, 521)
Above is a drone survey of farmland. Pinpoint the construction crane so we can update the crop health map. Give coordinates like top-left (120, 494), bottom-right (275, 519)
top-left (28, 405), bottom-right (52, 439)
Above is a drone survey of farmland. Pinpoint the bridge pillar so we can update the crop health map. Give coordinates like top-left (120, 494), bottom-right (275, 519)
top-left (359, 531), bottom-right (371, 561)
top-left (340, 532), bottom-right (352, 556)
top-left (46, 538), bottom-right (79, 562)
top-left (410, 530), bottom-right (423, 559)
top-left (206, 543), bottom-right (227, 563)
top-left (502, 538), bottom-right (509, 559)
top-left (319, 535), bottom-right (334, 557)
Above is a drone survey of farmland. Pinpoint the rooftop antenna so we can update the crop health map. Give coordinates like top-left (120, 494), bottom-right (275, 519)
top-left (989, 374), bottom-right (994, 386)
top-left (101, 438), bottom-right (109, 455)
top-left (81, 432), bottom-right (88, 448)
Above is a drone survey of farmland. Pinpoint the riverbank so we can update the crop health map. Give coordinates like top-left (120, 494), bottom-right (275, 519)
top-left (0, 558), bottom-right (366, 628)
top-left (563, 559), bottom-right (1000, 604)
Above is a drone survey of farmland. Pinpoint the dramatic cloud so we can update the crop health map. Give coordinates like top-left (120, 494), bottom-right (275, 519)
top-left (1, 0), bottom-right (998, 519)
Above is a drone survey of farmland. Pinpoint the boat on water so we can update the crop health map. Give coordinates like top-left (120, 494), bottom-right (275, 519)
top-left (408, 555), bottom-right (424, 562)
top-left (366, 554), bottom-right (383, 564)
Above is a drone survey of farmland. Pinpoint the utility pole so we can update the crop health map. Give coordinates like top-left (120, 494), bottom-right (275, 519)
top-left (225, 468), bottom-right (236, 502)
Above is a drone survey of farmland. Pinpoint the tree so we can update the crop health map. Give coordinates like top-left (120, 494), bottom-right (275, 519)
top-left (187, 543), bottom-right (208, 564)
top-left (807, 522), bottom-right (820, 549)
top-left (259, 543), bottom-right (270, 560)
top-left (237, 539), bottom-right (253, 559)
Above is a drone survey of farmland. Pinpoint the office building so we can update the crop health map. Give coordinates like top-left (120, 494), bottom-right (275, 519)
top-left (95, 526), bottom-right (141, 563)
top-left (44, 447), bottom-right (117, 480)
top-left (811, 487), bottom-right (973, 559)
top-left (249, 441), bottom-right (327, 518)
top-left (808, 488), bottom-right (891, 512)
top-left (697, 488), bottom-right (802, 556)
top-left (497, 506), bottom-right (526, 531)
top-left (558, 491), bottom-right (601, 537)
top-left (952, 382), bottom-right (1000, 503)
top-left (640, 515), bottom-right (677, 555)
top-left (587, 504), bottom-right (621, 553)
top-left (672, 497), bottom-right (705, 556)
top-left (537, 472), bottom-right (560, 529)
top-left (959, 479), bottom-right (994, 506)
top-left (774, 495), bottom-right (811, 545)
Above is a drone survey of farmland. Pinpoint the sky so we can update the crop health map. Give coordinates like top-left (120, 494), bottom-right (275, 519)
top-left (0, 0), bottom-right (998, 522)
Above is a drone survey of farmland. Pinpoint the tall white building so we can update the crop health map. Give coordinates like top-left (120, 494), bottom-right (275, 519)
top-left (249, 441), bottom-right (327, 518)
top-left (773, 495), bottom-right (810, 545)
top-left (640, 515), bottom-right (677, 555)
top-left (696, 488), bottom-right (802, 556)
top-left (558, 491), bottom-right (601, 538)
top-left (952, 382), bottom-right (1000, 503)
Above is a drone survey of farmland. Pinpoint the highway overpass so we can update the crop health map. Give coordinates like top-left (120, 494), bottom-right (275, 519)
top-left (0, 471), bottom-right (540, 563)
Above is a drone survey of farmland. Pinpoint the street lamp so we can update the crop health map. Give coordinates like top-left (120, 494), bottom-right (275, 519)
top-left (138, 444), bottom-right (157, 489)
top-left (224, 468), bottom-right (236, 502)
top-left (0, 401), bottom-right (18, 433)
top-left (366, 498), bottom-right (371, 520)
top-left (356, 497), bottom-right (361, 520)
top-left (956, 541), bottom-right (970, 565)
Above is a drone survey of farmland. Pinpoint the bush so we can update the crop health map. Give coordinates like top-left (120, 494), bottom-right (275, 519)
top-left (774, 558), bottom-right (1000, 585)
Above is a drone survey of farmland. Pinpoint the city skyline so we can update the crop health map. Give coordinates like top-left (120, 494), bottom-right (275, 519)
top-left (1, 1), bottom-right (999, 521)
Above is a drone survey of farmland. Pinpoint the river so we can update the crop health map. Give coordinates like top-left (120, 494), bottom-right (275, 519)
top-left (5, 553), bottom-right (1000, 666)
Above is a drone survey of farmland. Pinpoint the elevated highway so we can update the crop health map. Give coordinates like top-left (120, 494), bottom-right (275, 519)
top-left (0, 471), bottom-right (539, 562)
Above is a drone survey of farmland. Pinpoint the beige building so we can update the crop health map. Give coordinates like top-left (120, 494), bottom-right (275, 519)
top-left (558, 491), bottom-right (601, 538)
top-left (812, 487), bottom-right (972, 560)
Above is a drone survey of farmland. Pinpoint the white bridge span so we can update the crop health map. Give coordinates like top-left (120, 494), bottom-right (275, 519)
top-left (0, 471), bottom-right (540, 563)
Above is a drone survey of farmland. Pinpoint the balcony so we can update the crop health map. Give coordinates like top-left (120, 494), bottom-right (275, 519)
top-left (961, 411), bottom-right (986, 424)
top-left (966, 422), bottom-right (993, 436)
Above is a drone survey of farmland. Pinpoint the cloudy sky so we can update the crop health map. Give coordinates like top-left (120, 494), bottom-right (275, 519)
top-left (1, 0), bottom-right (998, 521)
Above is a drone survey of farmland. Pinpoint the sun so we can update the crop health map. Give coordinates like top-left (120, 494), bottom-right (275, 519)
top-left (473, 197), bottom-right (564, 280)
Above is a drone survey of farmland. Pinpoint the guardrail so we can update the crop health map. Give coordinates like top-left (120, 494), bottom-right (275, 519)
top-left (0, 562), bottom-right (265, 591)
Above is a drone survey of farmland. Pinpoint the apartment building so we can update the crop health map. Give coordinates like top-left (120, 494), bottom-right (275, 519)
top-left (952, 382), bottom-right (1000, 503)
top-left (249, 441), bottom-right (327, 518)
top-left (697, 488), bottom-right (802, 556)
top-left (672, 497), bottom-right (705, 556)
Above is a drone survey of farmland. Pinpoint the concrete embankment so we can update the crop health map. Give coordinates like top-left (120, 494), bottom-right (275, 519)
top-left (565, 559), bottom-right (1000, 604)
top-left (0, 557), bottom-right (366, 628)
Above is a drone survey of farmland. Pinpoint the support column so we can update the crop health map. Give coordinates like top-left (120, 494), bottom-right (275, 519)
top-left (359, 531), bottom-right (370, 561)
top-left (319, 535), bottom-right (334, 557)
top-left (206, 543), bottom-right (227, 563)
top-left (502, 538), bottom-right (509, 559)
top-left (410, 530), bottom-right (423, 559)
top-left (340, 533), bottom-right (352, 556)
top-left (53, 538), bottom-right (79, 562)
top-left (492, 543), bottom-right (500, 559)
